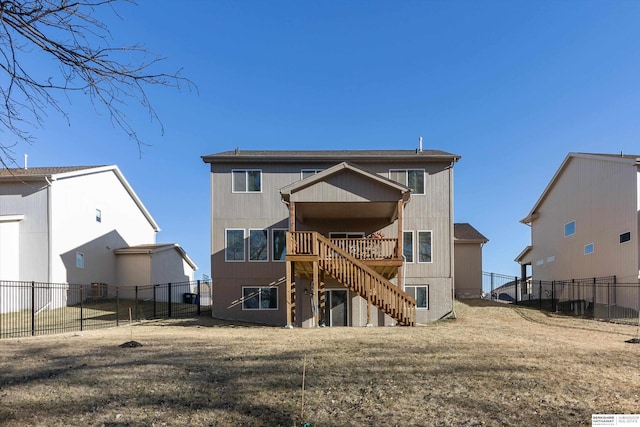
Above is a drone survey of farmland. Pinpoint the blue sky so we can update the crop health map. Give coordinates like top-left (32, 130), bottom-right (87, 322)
top-left (17, 0), bottom-right (640, 282)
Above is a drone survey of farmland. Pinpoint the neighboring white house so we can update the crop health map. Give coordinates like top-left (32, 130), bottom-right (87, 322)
top-left (517, 152), bottom-right (639, 295)
top-left (0, 165), bottom-right (196, 312)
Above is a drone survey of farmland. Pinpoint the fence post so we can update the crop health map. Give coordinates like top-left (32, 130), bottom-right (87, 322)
top-left (514, 277), bottom-right (518, 305)
top-left (153, 285), bottom-right (157, 319)
top-left (539, 281), bottom-right (542, 310)
top-left (490, 273), bottom-right (495, 299)
top-left (592, 278), bottom-right (596, 319)
top-left (135, 286), bottom-right (139, 321)
top-left (80, 284), bottom-right (84, 332)
top-left (197, 280), bottom-right (201, 316)
top-left (607, 281), bottom-right (610, 321)
top-left (116, 286), bottom-right (120, 327)
top-left (551, 281), bottom-right (556, 312)
top-left (31, 281), bottom-right (35, 336)
top-left (168, 283), bottom-right (172, 318)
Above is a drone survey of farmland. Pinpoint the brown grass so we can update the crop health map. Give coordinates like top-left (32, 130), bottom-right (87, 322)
top-left (0, 300), bottom-right (639, 426)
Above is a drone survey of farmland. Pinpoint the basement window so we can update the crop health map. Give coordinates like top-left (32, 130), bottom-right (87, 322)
top-left (242, 287), bottom-right (278, 310)
top-left (406, 285), bottom-right (428, 309)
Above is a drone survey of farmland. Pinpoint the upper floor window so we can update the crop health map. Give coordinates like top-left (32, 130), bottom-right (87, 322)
top-left (301, 169), bottom-right (323, 180)
top-left (389, 169), bottom-right (425, 194)
top-left (96, 209), bottom-right (102, 223)
top-left (584, 243), bottom-right (594, 255)
top-left (232, 170), bottom-right (261, 193)
top-left (403, 231), bottom-right (414, 263)
top-left (564, 221), bottom-right (576, 237)
top-left (76, 252), bottom-right (85, 269)
top-left (620, 231), bottom-right (631, 244)
top-left (418, 230), bottom-right (432, 263)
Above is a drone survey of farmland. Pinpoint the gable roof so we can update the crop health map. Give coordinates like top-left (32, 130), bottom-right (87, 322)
top-left (280, 161), bottom-right (412, 203)
top-left (114, 243), bottom-right (197, 270)
top-left (203, 149), bottom-right (460, 164)
top-left (454, 223), bottom-right (489, 243)
top-left (520, 152), bottom-right (640, 224)
top-left (0, 165), bottom-right (160, 231)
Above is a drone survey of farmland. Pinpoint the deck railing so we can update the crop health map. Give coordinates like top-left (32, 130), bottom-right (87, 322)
top-left (288, 231), bottom-right (415, 325)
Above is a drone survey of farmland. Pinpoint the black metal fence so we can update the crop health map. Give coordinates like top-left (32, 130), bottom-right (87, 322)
top-left (483, 272), bottom-right (640, 324)
top-left (0, 280), bottom-right (212, 339)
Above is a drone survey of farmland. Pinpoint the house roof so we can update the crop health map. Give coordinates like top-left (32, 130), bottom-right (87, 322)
top-left (520, 152), bottom-right (640, 224)
top-left (114, 243), bottom-right (197, 270)
top-left (515, 245), bottom-right (533, 264)
top-left (202, 149), bottom-right (461, 164)
top-left (0, 165), bottom-right (160, 231)
top-left (453, 223), bottom-right (489, 243)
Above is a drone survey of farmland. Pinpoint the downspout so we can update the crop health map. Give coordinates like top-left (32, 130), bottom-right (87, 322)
top-left (45, 176), bottom-right (53, 283)
top-left (447, 161), bottom-right (457, 319)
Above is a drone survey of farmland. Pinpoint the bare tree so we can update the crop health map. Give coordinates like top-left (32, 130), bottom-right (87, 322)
top-left (0, 0), bottom-right (194, 165)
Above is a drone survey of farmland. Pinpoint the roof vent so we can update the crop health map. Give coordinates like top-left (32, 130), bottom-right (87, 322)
top-left (23, 154), bottom-right (28, 170)
top-left (419, 136), bottom-right (423, 152)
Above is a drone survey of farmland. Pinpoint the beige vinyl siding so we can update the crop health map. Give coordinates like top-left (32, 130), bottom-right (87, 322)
top-left (531, 156), bottom-right (639, 283)
top-left (208, 157), bottom-right (456, 325)
top-left (454, 242), bottom-right (483, 298)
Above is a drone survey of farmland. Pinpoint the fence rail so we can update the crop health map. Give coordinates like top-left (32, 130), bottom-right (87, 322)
top-left (483, 272), bottom-right (640, 324)
top-left (0, 280), bottom-right (212, 339)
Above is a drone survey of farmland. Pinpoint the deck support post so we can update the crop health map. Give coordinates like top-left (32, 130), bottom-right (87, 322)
top-left (397, 199), bottom-right (404, 289)
top-left (286, 260), bottom-right (296, 327)
top-left (319, 270), bottom-right (326, 327)
top-left (312, 260), bottom-right (319, 327)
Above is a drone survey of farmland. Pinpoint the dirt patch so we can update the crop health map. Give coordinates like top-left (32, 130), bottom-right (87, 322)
top-left (0, 300), bottom-right (638, 426)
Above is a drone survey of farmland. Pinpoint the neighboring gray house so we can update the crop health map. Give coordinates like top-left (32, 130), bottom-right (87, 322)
top-left (0, 165), bottom-right (196, 313)
top-left (517, 152), bottom-right (639, 304)
top-left (202, 149), bottom-right (460, 327)
top-left (454, 223), bottom-right (488, 299)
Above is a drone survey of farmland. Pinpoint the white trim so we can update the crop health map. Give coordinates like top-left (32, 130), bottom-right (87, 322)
top-left (231, 169), bottom-right (262, 193)
top-left (417, 230), bottom-right (433, 264)
top-left (0, 214), bottom-right (24, 222)
top-left (248, 228), bottom-right (269, 262)
top-left (225, 228), bottom-right (245, 262)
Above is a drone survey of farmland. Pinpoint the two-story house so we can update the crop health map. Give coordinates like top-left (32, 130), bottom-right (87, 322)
top-left (202, 149), bottom-right (460, 326)
top-left (517, 152), bottom-right (640, 309)
top-left (0, 165), bottom-right (196, 313)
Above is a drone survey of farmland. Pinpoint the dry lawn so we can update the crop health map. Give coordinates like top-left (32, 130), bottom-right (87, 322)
top-left (0, 300), bottom-right (639, 426)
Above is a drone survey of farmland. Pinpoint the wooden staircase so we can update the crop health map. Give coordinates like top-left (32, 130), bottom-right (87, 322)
top-left (288, 231), bottom-right (415, 326)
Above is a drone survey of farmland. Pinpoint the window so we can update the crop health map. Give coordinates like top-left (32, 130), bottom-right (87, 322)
top-left (76, 252), bottom-right (84, 269)
top-left (620, 231), bottom-right (631, 244)
top-left (249, 229), bottom-right (268, 262)
top-left (406, 285), bottom-right (428, 309)
top-left (232, 170), bottom-right (261, 193)
top-left (96, 209), bottom-right (102, 223)
top-left (272, 229), bottom-right (287, 261)
top-left (389, 169), bottom-right (425, 195)
top-left (403, 231), bottom-right (414, 263)
top-left (301, 169), bottom-right (323, 180)
top-left (242, 287), bottom-right (278, 310)
top-left (564, 221), bottom-right (576, 237)
top-left (418, 231), bottom-right (432, 263)
top-left (225, 229), bottom-right (245, 261)
top-left (584, 243), bottom-right (594, 255)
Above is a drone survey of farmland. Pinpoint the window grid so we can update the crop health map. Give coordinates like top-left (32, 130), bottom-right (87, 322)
top-left (232, 169), bottom-right (262, 193)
